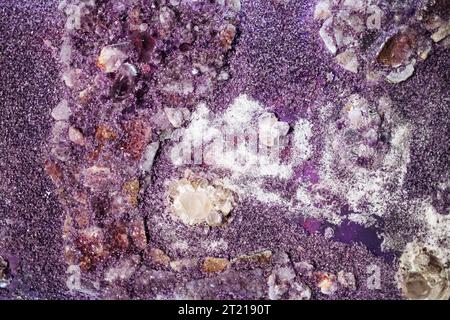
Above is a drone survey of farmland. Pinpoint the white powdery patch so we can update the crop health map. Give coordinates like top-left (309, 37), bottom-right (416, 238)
top-left (171, 94), bottom-right (311, 179)
top-left (347, 212), bottom-right (378, 226)
top-left (295, 182), bottom-right (343, 225)
top-left (171, 95), bottom-right (312, 200)
top-left (169, 94), bottom-right (314, 207)
top-left (382, 124), bottom-right (411, 186)
top-left (224, 179), bottom-right (291, 207)
top-left (211, 143), bottom-right (294, 179)
top-left (182, 103), bottom-right (220, 145)
top-left (337, 125), bottom-right (410, 221)
top-left (171, 239), bottom-right (189, 252)
top-left (222, 94), bottom-right (262, 127)
top-left (209, 96), bottom-right (292, 179)
top-left (293, 119), bottom-right (313, 162)
top-left (308, 95), bottom-right (412, 226)
top-left (201, 239), bottom-right (229, 253)
top-left (417, 200), bottom-right (450, 263)
top-left (296, 187), bottom-right (313, 206)
top-left (345, 172), bottom-right (385, 214)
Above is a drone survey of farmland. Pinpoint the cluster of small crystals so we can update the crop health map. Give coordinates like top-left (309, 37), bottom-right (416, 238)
top-left (59, 0), bottom-right (240, 104)
top-left (397, 242), bottom-right (450, 300)
top-left (267, 252), bottom-right (312, 300)
top-left (46, 0), bottom-right (241, 279)
top-left (331, 94), bottom-right (392, 170)
top-left (314, 0), bottom-right (450, 82)
top-left (167, 171), bottom-right (236, 226)
top-left (168, 249), bottom-right (363, 300)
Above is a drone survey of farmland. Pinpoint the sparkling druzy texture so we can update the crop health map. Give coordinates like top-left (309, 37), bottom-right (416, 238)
top-left (0, 0), bottom-right (449, 300)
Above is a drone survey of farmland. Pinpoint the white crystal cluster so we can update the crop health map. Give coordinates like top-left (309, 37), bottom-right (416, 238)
top-left (314, 0), bottom-right (380, 74)
top-left (313, 0), bottom-right (448, 83)
top-left (267, 253), bottom-right (312, 300)
top-left (167, 172), bottom-right (236, 226)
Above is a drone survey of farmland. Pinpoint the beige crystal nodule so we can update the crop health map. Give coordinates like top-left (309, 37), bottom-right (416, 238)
top-left (167, 172), bottom-right (236, 226)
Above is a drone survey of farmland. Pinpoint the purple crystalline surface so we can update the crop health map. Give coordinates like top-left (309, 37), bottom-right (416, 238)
top-left (0, 0), bottom-right (449, 300)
